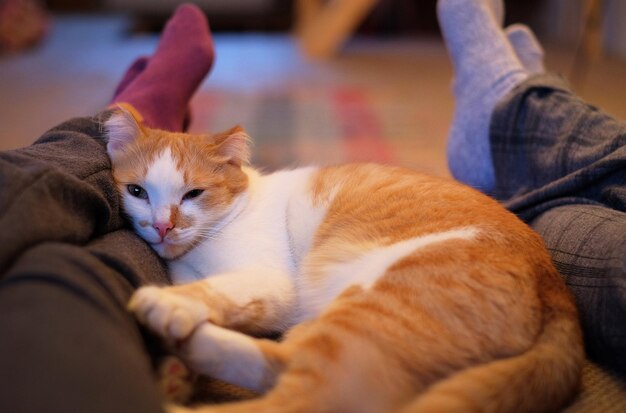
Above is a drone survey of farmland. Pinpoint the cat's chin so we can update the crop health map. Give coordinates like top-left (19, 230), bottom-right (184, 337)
top-left (151, 241), bottom-right (189, 260)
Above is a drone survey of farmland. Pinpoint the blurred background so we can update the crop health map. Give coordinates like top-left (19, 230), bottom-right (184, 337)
top-left (0, 0), bottom-right (624, 175)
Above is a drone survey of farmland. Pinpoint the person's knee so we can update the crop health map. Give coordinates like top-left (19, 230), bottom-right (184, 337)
top-left (531, 204), bottom-right (626, 374)
top-left (3, 242), bottom-right (135, 313)
top-left (0, 241), bottom-right (165, 413)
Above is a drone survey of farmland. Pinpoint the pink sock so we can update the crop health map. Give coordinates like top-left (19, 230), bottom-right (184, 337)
top-left (112, 56), bottom-right (149, 99)
top-left (112, 56), bottom-right (194, 131)
top-left (110, 3), bottom-right (214, 132)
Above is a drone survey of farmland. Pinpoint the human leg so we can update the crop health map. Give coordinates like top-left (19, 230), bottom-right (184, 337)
top-left (0, 231), bottom-right (169, 412)
top-left (489, 74), bottom-right (626, 221)
top-left (437, 0), bottom-right (626, 376)
top-left (112, 56), bottom-right (150, 99)
top-left (437, 0), bottom-right (626, 208)
top-left (530, 205), bottom-right (626, 375)
top-left (0, 111), bottom-right (172, 410)
top-left (0, 4), bottom-right (217, 409)
top-left (505, 24), bottom-right (545, 75)
top-left (484, 25), bottom-right (626, 377)
top-left (488, 72), bottom-right (626, 375)
top-left (0, 113), bottom-right (124, 275)
top-left (437, 0), bottom-right (528, 192)
top-left (110, 3), bottom-right (214, 132)
top-left (0, 2), bottom-right (217, 275)
top-left (112, 55), bottom-right (194, 132)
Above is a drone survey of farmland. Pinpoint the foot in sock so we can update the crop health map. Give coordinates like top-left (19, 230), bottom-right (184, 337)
top-left (437, 0), bottom-right (528, 192)
top-left (112, 56), bottom-right (149, 99)
top-left (483, 0), bottom-right (545, 74)
top-left (112, 55), bottom-right (194, 131)
top-left (484, 0), bottom-right (545, 75)
top-left (506, 24), bottom-right (545, 74)
top-left (110, 3), bottom-right (214, 132)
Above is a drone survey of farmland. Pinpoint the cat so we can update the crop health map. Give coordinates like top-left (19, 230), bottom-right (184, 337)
top-left (105, 107), bottom-right (583, 413)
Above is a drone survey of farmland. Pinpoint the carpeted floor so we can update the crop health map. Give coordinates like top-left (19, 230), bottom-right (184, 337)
top-left (565, 362), bottom-right (626, 413)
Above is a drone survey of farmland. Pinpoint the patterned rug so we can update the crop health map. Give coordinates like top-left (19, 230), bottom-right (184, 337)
top-left (189, 83), bottom-right (449, 176)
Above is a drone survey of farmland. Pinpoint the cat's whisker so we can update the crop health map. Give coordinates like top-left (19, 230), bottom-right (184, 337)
top-left (191, 233), bottom-right (219, 242)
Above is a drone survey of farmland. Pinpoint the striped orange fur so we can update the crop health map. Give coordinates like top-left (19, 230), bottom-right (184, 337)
top-left (106, 110), bottom-right (584, 413)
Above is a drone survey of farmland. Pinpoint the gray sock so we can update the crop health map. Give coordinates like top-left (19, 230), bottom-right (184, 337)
top-left (437, 0), bottom-right (528, 192)
top-left (506, 24), bottom-right (546, 74)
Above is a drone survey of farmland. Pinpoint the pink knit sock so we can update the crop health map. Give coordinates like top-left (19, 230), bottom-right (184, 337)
top-left (112, 56), bottom-right (149, 99)
top-left (110, 4), bottom-right (214, 132)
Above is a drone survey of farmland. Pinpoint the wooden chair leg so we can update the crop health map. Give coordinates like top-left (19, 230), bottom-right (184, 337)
top-left (296, 0), bottom-right (379, 59)
top-left (294, 0), bottom-right (323, 35)
top-left (570, 0), bottom-right (603, 87)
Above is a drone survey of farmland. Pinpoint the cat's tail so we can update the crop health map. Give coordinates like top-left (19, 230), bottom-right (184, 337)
top-left (398, 271), bottom-right (584, 413)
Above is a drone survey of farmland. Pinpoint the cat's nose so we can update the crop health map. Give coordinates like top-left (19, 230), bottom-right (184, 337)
top-left (153, 221), bottom-right (174, 239)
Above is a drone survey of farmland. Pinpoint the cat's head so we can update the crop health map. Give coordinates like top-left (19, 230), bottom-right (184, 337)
top-left (105, 107), bottom-right (250, 259)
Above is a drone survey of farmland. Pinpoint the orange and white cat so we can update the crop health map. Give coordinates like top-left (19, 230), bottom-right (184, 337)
top-left (106, 108), bottom-right (583, 413)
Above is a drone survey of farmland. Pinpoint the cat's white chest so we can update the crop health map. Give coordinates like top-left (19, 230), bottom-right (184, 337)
top-left (169, 167), bottom-right (328, 285)
top-left (168, 211), bottom-right (288, 284)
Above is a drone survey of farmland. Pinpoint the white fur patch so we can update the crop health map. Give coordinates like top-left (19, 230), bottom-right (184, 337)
top-left (297, 227), bottom-right (481, 321)
top-left (145, 147), bottom-right (185, 221)
top-left (104, 109), bottom-right (141, 154)
top-left (285, 168), bottom-right (332, 269)
top-left (184, 323), bottom-right (269, 392)
top-left (171, 167), bottom-right (325, 279)
top-left (123, 147), bottom-right (186, 245)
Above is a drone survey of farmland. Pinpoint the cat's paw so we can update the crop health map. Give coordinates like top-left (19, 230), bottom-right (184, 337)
top-left (177, 323), bottom-right (270, 392)
top-left (158, 356), bottom-right (194, 404)
top-left (128, 286), bottom-right (209, 340)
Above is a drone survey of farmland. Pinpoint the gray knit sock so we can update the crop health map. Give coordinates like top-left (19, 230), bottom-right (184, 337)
top-left (437, 0), bottom-right (528, 192)
top-left (486, 0), bottom-right (545, 74)
top-left (506, 24), bottom-right (545, 74)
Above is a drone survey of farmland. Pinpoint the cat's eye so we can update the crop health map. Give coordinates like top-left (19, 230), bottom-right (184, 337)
top-left (183, 189), bottom-right (204, 200)
top-left (127, 184), bottom-right (148, 200)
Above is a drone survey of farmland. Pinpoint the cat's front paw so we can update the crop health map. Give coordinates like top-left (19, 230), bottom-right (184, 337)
top-left (128, 286), bottom-right (209, 340)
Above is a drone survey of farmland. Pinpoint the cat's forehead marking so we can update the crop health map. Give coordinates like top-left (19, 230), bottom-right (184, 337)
top-left (144, 146), bottom-right (185, 203)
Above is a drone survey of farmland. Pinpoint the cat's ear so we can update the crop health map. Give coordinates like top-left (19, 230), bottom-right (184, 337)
top-left (213, 126), bottom-right (251, 167)
top-left (104, 104), bottom-right (145, 156)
